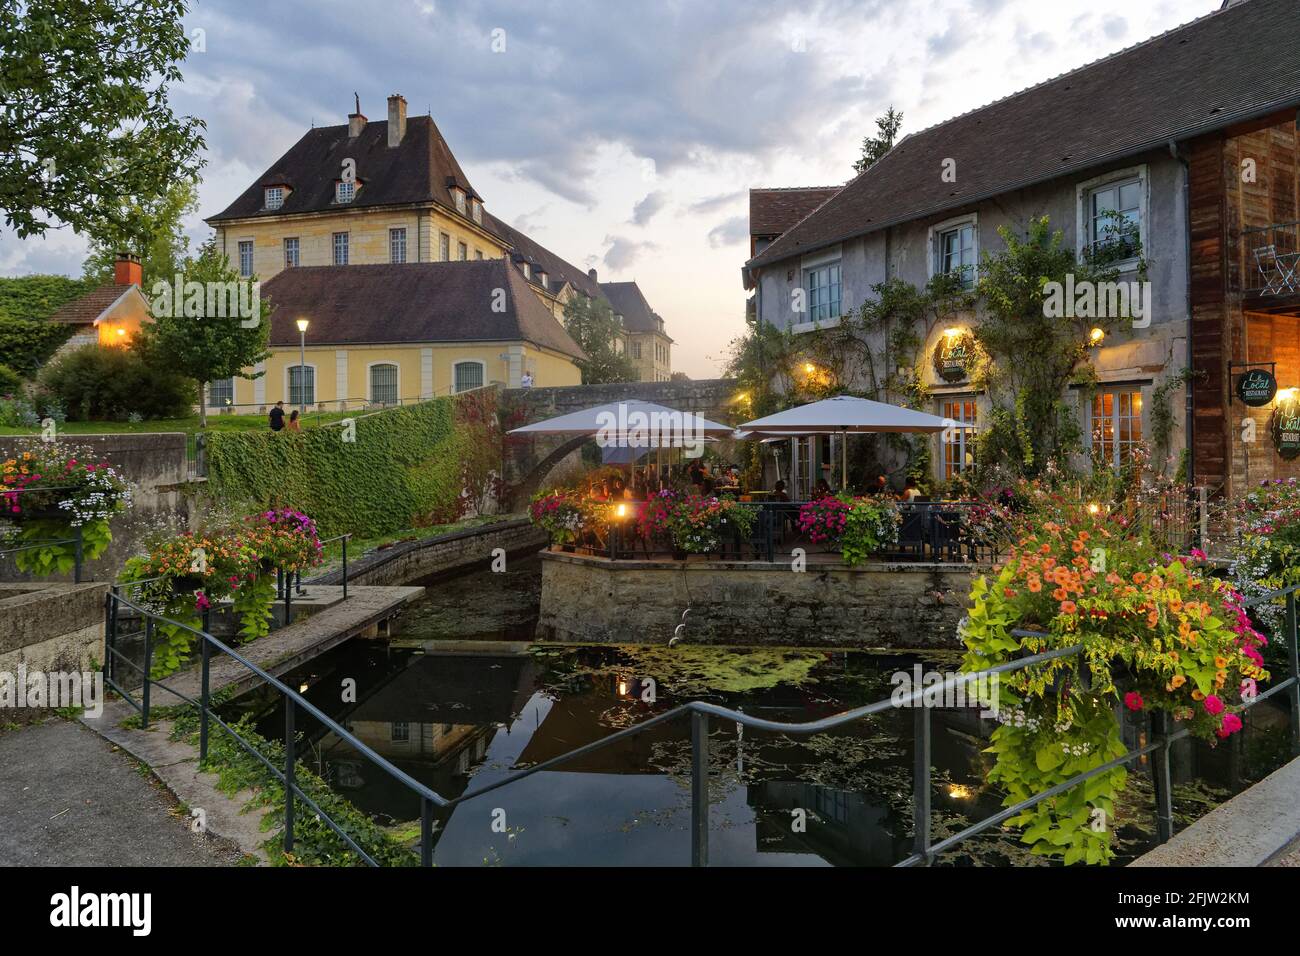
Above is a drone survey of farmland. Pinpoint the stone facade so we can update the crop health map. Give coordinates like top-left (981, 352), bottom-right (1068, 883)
top-left (538, 551), bottom-right (978, 649)
top-left (0, 582), bottom-right (107, 672)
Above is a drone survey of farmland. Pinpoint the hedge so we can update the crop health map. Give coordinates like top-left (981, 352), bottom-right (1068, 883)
top-left (0, 275), bottom-right (92, 376)
top-left (206, 391), bottom-right (499, 538)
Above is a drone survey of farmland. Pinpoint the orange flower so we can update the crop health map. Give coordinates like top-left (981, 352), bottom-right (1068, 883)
top-left (1170, 674), bottom-right (1186, 689)
top-left (1214, 656), bottom-right (1227, 668)
top-left (1191, 689), bottom-right (1205, 701)
top-left (1147, 610), bottom-right (1159, 627)
top-left (1133, 572), bottom-right (1148, 585)
top-left (1052, 588), bottom-right (1067, 601)
top-left (1078, 531), bottom-right (1090, 542)
top-left (1060, 601), bottom-right (1077, 614)
top-left (1028, 578), bottom-right (1042, 593)
top-left (1168, 597), bottom-right (1183, 613)
top-left (1071, 540), bottom-right (1084, 553)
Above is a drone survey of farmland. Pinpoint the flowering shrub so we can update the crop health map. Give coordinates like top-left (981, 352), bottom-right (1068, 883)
top-left (528, 491), bottom-right (586, 545)
top-left (840, 498), bottom-right (900, 566)
top-left (118, 511), bottom-right (324, 676)
top-left (1231, 478), bottom-right (1300, 642)
top-left (667, 495), bottom-right (755, 554)
top-left (0, 441), bottom-right (131, 575)
top-left (633, 489), bottom-right (676, 542)
top-left (961, 502), bottom-right (1268, 865)
top-left (796, 496), bottom-right (851, 544)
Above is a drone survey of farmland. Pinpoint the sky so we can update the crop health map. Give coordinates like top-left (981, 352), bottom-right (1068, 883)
top-left (0, 0), bottom-right (1224, 378)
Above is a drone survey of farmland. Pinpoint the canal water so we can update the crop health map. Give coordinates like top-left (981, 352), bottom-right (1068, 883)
top-left (221, 555), bottom-right (1293, 866)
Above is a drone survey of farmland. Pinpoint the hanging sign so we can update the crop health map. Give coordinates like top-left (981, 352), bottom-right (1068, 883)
top-left (933, 331), bottom-right (974, 384)
top-left (1236, 368), bottom-right (1277, 407)
top-left (1272, 394), bottom-right (1300, 460)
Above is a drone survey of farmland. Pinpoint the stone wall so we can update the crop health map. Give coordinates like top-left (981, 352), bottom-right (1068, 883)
top-left (0, 582), bottom-right (107, 671)
top-left (537, 551), bottom-right (979, 649)
top-left (0, 433), bottom-right (194, 584)
top-left (311, 518), bottom-right (547, 588)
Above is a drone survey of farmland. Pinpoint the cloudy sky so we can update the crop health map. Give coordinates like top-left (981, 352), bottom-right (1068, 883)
top-left (1, 0), bottom-right (1221, 377)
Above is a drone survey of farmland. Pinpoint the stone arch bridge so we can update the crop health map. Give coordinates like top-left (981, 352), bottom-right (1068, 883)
top-left (501, 378), bottom-right (741, 505)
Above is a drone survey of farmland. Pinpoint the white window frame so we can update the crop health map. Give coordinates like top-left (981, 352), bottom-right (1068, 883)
top-left (928, 213), bottom-right (979, 289)
top-left (264, 187), bottom-right (284, 210)
top-left (1088, 384), bottom-right (1146, 470)
top-left (452, 188), bottom-right (466, 215)
top-left (335, 181), bottom-right (356, 204)
top-left (470, 198), bottom-right (482, 224)
top-left (457, 241), bottom-right (468, 261)
top-left (1076, 164), bottom-right (1149, 273)
top-left (522, 262), bottom-right (530, 279)
top-left (938, 396), bottom-right (979, 479)
top-left (332, 232), bottom-right (349, 266)
top-left (795, 245), bottom-right (842, 333)
top-left (283, 237), bottom-right (300, 269)
top-left (207, 377), bottom-right (235, 409)
top-left (285, 363), bottom-right (318, 407)
top-left (367, 361), bottom-right (400, 405)
top-left (237, 240), bottom-right (254, 278)
top-left (452, 359), bottom-right (486, 393)
top-left (439, 233), bottom-right (450, 261)
top-left (389, 227), bottom-right (407, 264)
top-left (390, 722), bottom-right (409, 743)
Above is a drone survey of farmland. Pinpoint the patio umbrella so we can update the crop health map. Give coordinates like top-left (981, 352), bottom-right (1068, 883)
top-left (508, 400), bottom-right (735, 443)
top-left (738, 395), bottom-right (951, 490)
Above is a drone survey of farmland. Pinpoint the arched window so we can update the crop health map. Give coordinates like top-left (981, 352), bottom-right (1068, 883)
top-left (369, 363), bottom-right (399, 405)
top-left (453, 361), bottom-right (484, 393)
top-left (288, 365), bottom-right (315, 407)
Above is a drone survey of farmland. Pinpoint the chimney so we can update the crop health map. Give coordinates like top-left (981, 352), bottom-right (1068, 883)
top-left (587, 267), bottom-right (598, 282)
top-left (114, 252), bottom-right (142, 287)
top-left (387, 93), bottom-right (407, 147)
top-left (347, 92), bottom-right (366, 138)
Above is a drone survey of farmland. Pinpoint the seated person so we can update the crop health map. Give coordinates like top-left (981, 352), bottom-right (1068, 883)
top-left (902, 477), bottom-right (922, 502)
top-left (770, 480), bottom-right (790, 502)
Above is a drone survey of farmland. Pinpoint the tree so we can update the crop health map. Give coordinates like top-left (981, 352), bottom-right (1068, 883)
top-left (853, 106), bottom-right (903, 174)
top-left (82, 176), bottom-right (199, 289)
top-left (0, 0), bottom-right (206, 240)
top-left (562, 294), bottom-right (637, 384)
top-left (136, 240), bottom-right (271, 426)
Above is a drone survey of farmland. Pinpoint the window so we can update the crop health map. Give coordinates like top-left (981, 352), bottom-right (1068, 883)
top-left (805, 261), bottom-right (841, 323)
top-left (522, 262), bottom-right (530, 279)
top-left (1087, 178), bottom-right (1142, 262)
top-left (335, 181), bottom-right (355, 204)
top-left (938, 223), bottom-right (977, 288)
top-left (332, 232), bottom-right (349, 266)
top-left (1091, 389), bottom-right (1143, 468)
top-left (237, 241), bottom-right (254, 278)
top-left (631, 341), bottom-right (642, 360)
top-left (537, 272), bottom-right (547, 289)
top-left (439, 233), bottom-right (450, 261)
top-left (264, 187), bottom-right (283, 210)
top-left (940, 399), bottom-right (978, 479)
top-left (288, 365), bottom-right (315, 406)
top-left (390, 722), bottom-right (409, 743)
top-left (369, 363), bottom-right (398, 405)
top-left (283, 237), bottom-right (299, 269)
top-left (453, 361), bottom-right (483, 393)
top-left (475, 249), bottom-right (484, 260)
top-left (389, 228), bottom-right (407, 264)
top-left (470, 198), bottom-right (482, 224)
top-left (453, 189), bottom-right (466, 215)
top-left (457, 241), bottom-right (467, 261)
top-left (207, 378), bottom-right (234, 408)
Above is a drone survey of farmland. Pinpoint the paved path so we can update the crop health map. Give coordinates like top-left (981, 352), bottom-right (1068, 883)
top-left (0, 719), bottom-right (245, 866)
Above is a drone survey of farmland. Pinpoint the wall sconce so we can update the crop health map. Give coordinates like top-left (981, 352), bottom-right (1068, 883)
top-left (1089, 327), bottom-right (1105, 346)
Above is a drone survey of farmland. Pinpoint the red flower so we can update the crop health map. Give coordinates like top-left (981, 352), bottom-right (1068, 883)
top-left (1123, 691), bottom-right (1144, 712)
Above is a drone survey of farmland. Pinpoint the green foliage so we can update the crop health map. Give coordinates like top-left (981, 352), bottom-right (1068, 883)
top-left (82, 176), bottom-right (199, 289)
top-left (562, 294), bottom-right (638, 384)
top-left (136, 239), bottom-right (271, 425)
top-left (0, 0), bottom-right (206, 240)
top-left (0, 296), bottom-right (80, 376)
top-left (840, 498), bottom-right (900, 566)
top-left (0, 365), bottom-right (21, 395)
top-left (0, 274), bottom-right (96, 323)
top-left (853, 106), bottom-right (903, 174)
top-left (36, 343), bottom-right (194, 420)
top-left (207, 392), bottom-right (497, 538)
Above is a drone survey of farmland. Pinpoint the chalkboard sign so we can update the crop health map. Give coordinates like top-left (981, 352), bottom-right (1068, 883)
top-left (933, 332), bottom-right (973, 384)
top-left (1273, 396), bottom-right (1300, 460)
top-left (1236, 368), bottom-right (1277, 407)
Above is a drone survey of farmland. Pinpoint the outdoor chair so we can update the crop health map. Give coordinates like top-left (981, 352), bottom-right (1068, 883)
top-left (1254, 242), bottom-right (1300, 295)
top-left (895, 505), bottom-right (928, 559)
top-left (930, 509), bottom-right (964, 561)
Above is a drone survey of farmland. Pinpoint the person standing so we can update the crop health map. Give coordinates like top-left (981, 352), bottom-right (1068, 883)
top-left (268, 401), bottom-right (285, 432)
top-left (287, 409), bottom-right (301, 432)
top-left (520, 369), bottom-right (533, 389)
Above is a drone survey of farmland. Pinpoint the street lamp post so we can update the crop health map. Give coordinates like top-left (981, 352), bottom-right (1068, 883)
top-left (295, 318), bottom-right (309, 418)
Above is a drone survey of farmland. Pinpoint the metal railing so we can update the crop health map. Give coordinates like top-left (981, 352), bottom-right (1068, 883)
top-left (0, 486), bottom-right (87, 582)
top-left (103, 546), bottom-right (1298, 866)
top-left (1241, 220), bottom-right (1300, 295)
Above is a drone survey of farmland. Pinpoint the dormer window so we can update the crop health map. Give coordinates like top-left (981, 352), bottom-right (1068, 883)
top-left (522, 262), bottom-right (531, 280)
top-left (451, 186), bottom-right (466, 215)
top-left (335, 181), bottom-right (356, 204)
top-left (264, 187), bottom-right (284, 210)
top-left (470, 198), bottom-right (483, 224)
top-left (537, 271), bottom-right (548, 289)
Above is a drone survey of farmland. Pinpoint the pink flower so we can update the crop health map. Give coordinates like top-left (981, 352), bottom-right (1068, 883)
top-left (1203, 694), bottom-right (1225, 716)
top-left (1123, 691), bottom-right (1144, 712)
top-left (1216, 713), bottom-right (1243, 738)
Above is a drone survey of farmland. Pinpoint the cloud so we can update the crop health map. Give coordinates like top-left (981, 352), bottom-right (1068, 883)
top-left (1102, 16), bottom-right (1128, 40)
top-left (707, 216), bottom-right (748, 249)
top-left (688, 190), bottom-right (746, 216)
top-left (630, 190), bottom-right (668, 226)
top-left (602, 235), bottom-right (657, 272)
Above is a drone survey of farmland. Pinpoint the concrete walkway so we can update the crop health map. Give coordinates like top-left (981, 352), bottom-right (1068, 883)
top-left (0, 719), bottom-right (246, 866)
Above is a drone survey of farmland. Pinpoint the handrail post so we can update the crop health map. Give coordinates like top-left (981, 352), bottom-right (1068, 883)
top-left (342, 536), bottom-right (349, 600)
top-left (141, 617), bottom-right (154, 729)
top-left (691, 710), bottom-right (709, 866)
top-left (199, 610), bottom-right (212, 763)
top-left (104, 586), bottom-right (118, 686)
top-left (421, 796), bottom-right (434, 867)
top-left (284, 700), bottom-right (296, 854)
top-left (1287, 591), bottom-right (1300, 758)
top-left (73, 526), bottom-right (83, 584)
top-left (1151, 711), bottom-right (1175, 843)
top-left (913, 705), bottom-right (932, 863)
top-left (283, 568), bottom-right (292, 625)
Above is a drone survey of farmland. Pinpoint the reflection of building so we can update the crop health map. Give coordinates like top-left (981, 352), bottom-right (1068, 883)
top-left (748, 782), bottom-right (894, 866)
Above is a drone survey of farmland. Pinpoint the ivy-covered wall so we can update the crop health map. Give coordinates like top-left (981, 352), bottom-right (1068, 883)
top-left (206, 390), bottom-right (501, 538)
